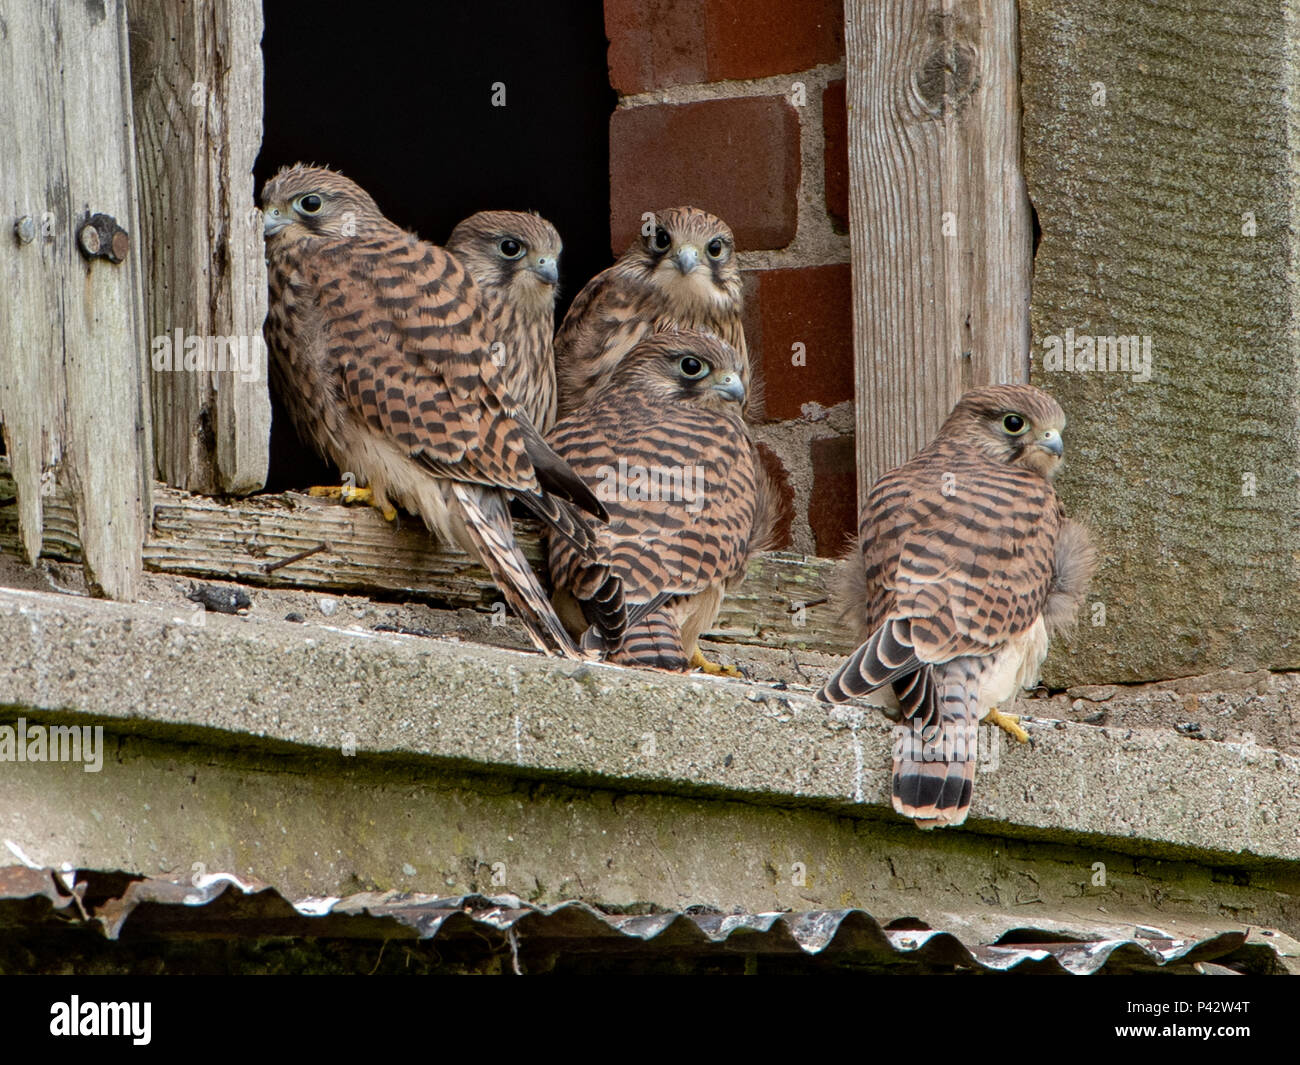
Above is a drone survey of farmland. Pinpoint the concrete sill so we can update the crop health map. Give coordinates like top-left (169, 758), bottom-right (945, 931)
top-left (0, 584), bottom-right (1295, 867)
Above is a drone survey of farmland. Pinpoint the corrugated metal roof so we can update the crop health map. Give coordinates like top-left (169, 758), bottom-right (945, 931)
top-left (1, 865), bottom-right (1289, 974)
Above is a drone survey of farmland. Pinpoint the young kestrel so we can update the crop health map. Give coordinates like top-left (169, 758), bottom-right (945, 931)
top-left (446, 211), bottom-right (562, 434)
top-left (261, 165), bottom-right (607, 658)
top-left (819, 385), bottom-right (1096, 829)
top-left (546, 330), bottom-right (758, 672)
top-left (553, 207), bottom-right (747, 418)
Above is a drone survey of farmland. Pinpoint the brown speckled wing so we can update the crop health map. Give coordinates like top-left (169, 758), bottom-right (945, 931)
top-left (548, 396), bottom-right (756, 607)
top-left (301, 233), bottom-right (542, 495)
top-left (823, 444), bottom-right (1061, 714)
top-left (553, 267), bottom-right (749, 417)
top-left (867, 444), bottom-right (1061, 664)
top-left (546, 384), bottom-right (756, 666)
top-left (553, 265), bottom-right (655, 416)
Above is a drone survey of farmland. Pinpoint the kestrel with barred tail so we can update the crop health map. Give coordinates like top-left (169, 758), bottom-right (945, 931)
top-left (261, 164), bottom-right (612, 659)
top-left (446, 211), bottom-right (562, 434)
top-left (546, 330), bottom-right (758, 673)
top-left (553, 207), bottom-right (748, 418)
top-left (819, 385), bottom-right (1096, 829)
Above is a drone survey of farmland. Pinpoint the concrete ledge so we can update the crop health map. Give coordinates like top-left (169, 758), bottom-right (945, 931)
top-left (1, 586), bottom-right (1297, 865)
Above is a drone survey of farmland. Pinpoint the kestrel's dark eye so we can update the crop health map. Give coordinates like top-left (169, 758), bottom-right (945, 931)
top-left (296, 194), bottom-right (322, 215)
top-left (706, 237), bottom-right (724, 259)
top-left (653, 227), bottom-right (671, 251)
top-left (678, 356), bottom-right (707, 378)
top-left (499, 238), bottom-right (523, 258)
top-left (1002, 413), bottom-right (1028, 435)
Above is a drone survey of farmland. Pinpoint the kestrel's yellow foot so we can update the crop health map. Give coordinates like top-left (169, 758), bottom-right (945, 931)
top-left (308, 484), bottom-right (398, 523)
top-left (985, 708), bottom-right (1030, 744)
top-left (307, 482), bottom-right (359, 502)
top-left (690, 648), bottom-right (743, 678)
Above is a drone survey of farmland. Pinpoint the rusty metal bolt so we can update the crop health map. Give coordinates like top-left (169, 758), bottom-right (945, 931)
top-left (13, 216), bottom-right (36, 244)
top-left (77, 212), bottom-right (129, 264)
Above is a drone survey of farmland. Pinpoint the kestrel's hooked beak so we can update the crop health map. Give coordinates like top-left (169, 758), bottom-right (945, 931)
top-left (1035, 428), bottom-right (1064, 457)
top-left (711, 371), bottom-right (745, 403)
top-left (674, 244), bottom-right (700, 275)
top-left (263, 206), bottom-right (289, 238)
top-left (530, 255), bottom-right (559, 286)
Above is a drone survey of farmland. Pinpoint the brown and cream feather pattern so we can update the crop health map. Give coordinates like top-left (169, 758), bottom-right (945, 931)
top-left (820, 384), bottom-right (1095, 828)
top-left (446, 210), bottom-right (562, 434)
top-left (553, 207), bottom-right (748, 419)
top-left (262, 164), bottom-right (607, 658)
top-left (546, 330), bottom-right (757, 669)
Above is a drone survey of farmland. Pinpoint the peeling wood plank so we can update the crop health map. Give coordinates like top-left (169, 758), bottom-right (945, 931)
top-left (127, 0), bottom-right (270, 495)
top-left (0, 0), bottom-right (150, 599)
top-left (0, 462), bottom-right (855, 656)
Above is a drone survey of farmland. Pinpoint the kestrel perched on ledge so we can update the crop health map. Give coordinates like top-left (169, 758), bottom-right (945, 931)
top-left (261, 164), bottom-right (611, 659)
top-left (819, 384), bottom-right (1096, 829)
top-left (553, 206), bottom-right (748, 418)
top-left (446, 210), bottom-right (562, 434)
top-left (546, 329), bottom-right (758, 673)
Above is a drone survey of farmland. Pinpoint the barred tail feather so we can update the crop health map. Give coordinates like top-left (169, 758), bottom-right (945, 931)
top-left (818, 619), bottom-right (922, 703)
top-left (576, 571), bottom-right (629, 653)
top-left (892, 756), bottom-right (976, 830)
top-left (891, 663), bottom-right (982, 829)
top-left (514, 491), bottom-right (600, 560)
top-left (451, 484), bottom-right (581, 659)
top-left (611, 608), bottom-right (688, 671)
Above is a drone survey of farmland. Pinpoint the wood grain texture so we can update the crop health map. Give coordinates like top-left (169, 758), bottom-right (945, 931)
top-left (0, 462), bottom-right (854, 656)
top-left (127, 0), bottom-right (270, 495)
top-left (1022, 0), bottom-right (1300, 685)
top-left (844, 0), bottom-right (1031, 504)
top-left (0, 0), bottom-right (149, 599)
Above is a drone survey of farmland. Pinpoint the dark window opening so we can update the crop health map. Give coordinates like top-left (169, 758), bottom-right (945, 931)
top-left (256, 0), bottom-right (615, 492)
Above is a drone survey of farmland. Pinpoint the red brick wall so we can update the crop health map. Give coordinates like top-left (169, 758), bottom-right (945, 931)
top-left (603, 0), bottom-right (854, 557)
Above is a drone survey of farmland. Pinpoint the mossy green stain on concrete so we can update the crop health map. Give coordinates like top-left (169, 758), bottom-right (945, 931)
top-left (4, 731), bottom-right (1297, 941)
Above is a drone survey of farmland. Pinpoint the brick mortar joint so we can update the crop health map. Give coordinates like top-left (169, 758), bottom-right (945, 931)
top-left (752, 403), bottom-right (855, 556)
top-left (738, 247), bottom-right (851, 272)
top-left (613, 63), bottom-right (846, 110)
top-left (613, 63), bottom-right (851, 269)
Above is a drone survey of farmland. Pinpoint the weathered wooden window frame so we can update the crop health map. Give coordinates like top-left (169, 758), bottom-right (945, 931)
top-left (844, 2), bottom-right (1031, 500)
top-left (2, 0), bottom-right (1030, 661)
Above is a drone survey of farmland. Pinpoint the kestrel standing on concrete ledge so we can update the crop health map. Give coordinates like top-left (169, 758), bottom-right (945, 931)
top-left (553, 206), bottom-right (748, 418)
top-left (546, 330), bottom-right (758, 673)
top-left (819, 385), bottom-right (1096, 829)
top-left (446, 211), bottom-right (563, 434)
top-left (261, 164), bottom-right (611, 659)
